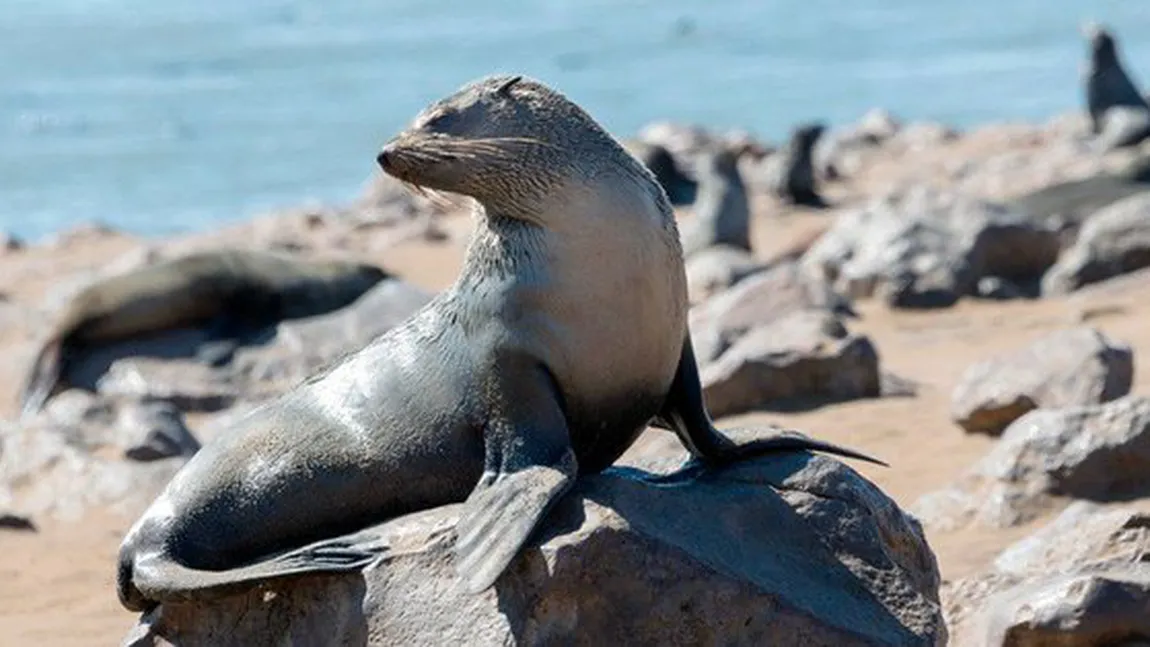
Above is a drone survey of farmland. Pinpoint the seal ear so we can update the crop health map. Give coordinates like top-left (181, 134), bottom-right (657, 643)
top-left (495, 75), bottom-right (523, 96)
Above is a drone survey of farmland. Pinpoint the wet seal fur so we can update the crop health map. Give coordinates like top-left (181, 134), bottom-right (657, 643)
top-left (116, 74), bottom-right (886, 612)
top-left (19, 249), bottom-right (388, 419)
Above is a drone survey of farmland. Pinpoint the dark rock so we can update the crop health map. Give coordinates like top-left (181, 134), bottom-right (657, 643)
top-left (120, 400), bottom-right (202, 462)
top-left (950, 327), bottom-right (1133, 436)
top-left (0, 514), bottom-right (36, 532)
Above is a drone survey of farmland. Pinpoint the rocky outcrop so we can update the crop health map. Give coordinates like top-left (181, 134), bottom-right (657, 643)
top-left (801, 190), bottom-right (1062, 308)
top-left (944, 500), bottom-right (1150, 646)
top-left (950, 327), bottom-right (1133, 435)
top-left (701, 310), bottom-right (881, 418)
top-left (122, 427), bottom-right (945, 647)
top-left (1042, 192), bottom-right (1150, 295)
top-left (913, 395), bottom-right (1150, 531)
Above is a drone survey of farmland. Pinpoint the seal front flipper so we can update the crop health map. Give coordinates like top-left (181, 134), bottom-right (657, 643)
top-left (454, 355), bottom-right (578, 595)
top-left (655, 335), bottom-right (889, 467)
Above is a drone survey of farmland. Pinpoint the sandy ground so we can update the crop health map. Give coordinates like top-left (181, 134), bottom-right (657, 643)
top-left (1, 207), bottom-right (1147, 646)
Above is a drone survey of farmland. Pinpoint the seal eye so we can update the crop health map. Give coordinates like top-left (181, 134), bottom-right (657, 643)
top-left (423, 110), bottom-right (454, 131)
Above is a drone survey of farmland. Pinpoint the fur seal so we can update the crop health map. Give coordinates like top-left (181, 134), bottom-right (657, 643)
top-left (680, 145), bottom-right (752, 259)
top-left (116, 74), bottom-right (884, 613)
top-left (1083, 22), bottom-right (1150, 142)
top-left (768, 122), bottom-right (828, 208)
top-left (1006, 155), bottom-right (1150, 234)
top-left (623, 139), bottom-right (698, 206)
top-left (19, 249), bottom-right (388, 419)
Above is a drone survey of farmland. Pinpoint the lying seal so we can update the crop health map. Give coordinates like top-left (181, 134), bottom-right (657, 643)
top-left (768, 122), bottom-right (828, 208)
top-left (680, 145), bottom-right (752, 259)
top-left (623, 139), bottom-right (698, 206)
top-left (116, 74), bottom-right (884, 612)
top-left (19, 249), bottom-right (388, 419)
top-left (1083, 23), bottom-right (1150, 139)
top-left (1006, 155), bottom-right (1150, 234)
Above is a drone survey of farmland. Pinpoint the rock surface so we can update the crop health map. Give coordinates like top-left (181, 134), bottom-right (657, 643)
top-left (913, 395), bottom-right (1150, 531)
top-left (701, 309), bottom-right (881, 418)
top-left (944, 500), bottom-right (1150, 646)
top-left (121, 427), bottom-right (945, 647)
top-left (950, 327), bottom-right (1133, 436)
top-left (801, 190), bottom-right (1062, 309)
top-left (689, 260), bottom-right (853, 364)
top-left (1042, 192), bottom-right (1150, 295)
top-left (683, 245), bottom-right (763, 305)
top-left (1, 393), bottom-right (194, 521)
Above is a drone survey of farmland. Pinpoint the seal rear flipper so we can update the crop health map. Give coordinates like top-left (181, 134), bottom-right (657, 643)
top-left (19, 337), bottom-right (64, 421)
top-left (125, 534), bottom-right (388, 610)
top-left (454, 353), bottom-right (578, 594)
top-left (656, 335), bottom-right (888, 468)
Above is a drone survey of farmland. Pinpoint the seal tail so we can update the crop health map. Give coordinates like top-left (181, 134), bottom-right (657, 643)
top-left (19, 337), bottom-right (64, 421)
top-left (656, 336), bottom-right (889, 468)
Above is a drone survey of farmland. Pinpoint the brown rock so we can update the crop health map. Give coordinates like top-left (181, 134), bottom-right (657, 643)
top-left (950, 327), bottom-right (1133, 435)
top-left (913, 395), bottom-right (1150, 532)
top-left (701, 310), bottom-right (880, 418)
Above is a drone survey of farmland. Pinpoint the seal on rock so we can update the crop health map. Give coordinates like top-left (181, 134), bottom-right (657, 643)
top-left (1006, 155), bottom-right (1150, 234)
top-left (1083, 23), bottom-right (1150, 134)
top-left (19, 249), bottom-right (388, 419)
top-left (116, 74), bottom-right (885, 613)
top-left (767, 122), bottom-right (828, 208)
top-left (680, 145), bottom-right (752, 259)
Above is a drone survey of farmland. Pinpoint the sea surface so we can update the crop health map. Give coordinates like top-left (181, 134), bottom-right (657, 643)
top-left (3, 0), bottom-right (1149, 241)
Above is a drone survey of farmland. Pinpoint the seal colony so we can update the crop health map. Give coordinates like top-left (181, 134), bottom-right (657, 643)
top-left (19, 249), bottom-right (387, 419)
top-left (116, 74), bottom-right (885, 612)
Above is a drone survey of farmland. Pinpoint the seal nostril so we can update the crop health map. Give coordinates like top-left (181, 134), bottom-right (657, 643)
top-left (376, 150), bottom-right (390, 169)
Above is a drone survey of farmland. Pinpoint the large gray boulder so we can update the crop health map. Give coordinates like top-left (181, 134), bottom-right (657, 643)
top-left (801, 190), bottom-right (1061, 308)
top-left (944, 500), bottom-right (1150, 646)
top-left (122, 428), bottom-right (945, 647)
top-left (950, 327), bottom-right (1133, 435)
top-left (913, 395), bottom-right (1150, 531)
top-left (1042, 192), bottom-right (1150, 295)
top-left (701, 310), bottom-right (881, 419)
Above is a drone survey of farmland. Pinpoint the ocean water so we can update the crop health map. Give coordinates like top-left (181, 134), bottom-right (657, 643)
top-left (2, 0), bottom-right (1149, 241)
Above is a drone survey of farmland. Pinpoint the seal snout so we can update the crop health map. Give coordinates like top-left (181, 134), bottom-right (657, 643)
top-left (375, 148), bottom-right (394, 171)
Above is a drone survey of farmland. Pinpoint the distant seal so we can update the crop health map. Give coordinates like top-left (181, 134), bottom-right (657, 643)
top-left (116, 74), bottom-right (884, 613)
top-left (1006, 155), bottom-right (1150, 234)
top-left (623, 139), bottom-right (698, 206)
top-left (1083, 23), bottom-right (1150, 134)
top-left (19, 249), bottom-right (388, 419)
top-left (680, 145), bottom-right (752, 259)
top-left (768, 122), bottom-right (828, 208)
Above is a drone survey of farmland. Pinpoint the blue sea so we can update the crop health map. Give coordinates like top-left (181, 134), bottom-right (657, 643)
top-left (3, 0), bottom-right (1149, 241)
